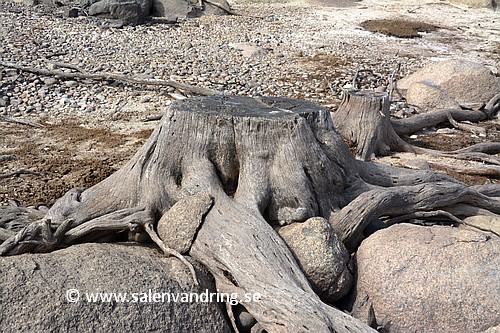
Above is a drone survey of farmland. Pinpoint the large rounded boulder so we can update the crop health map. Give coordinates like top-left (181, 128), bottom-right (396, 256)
top-left (0, 243), bottom-right (231, 332)
top-left (352, 223), bottom-right (500, 333)
top-left (397, 60), bottom-right (500, 112)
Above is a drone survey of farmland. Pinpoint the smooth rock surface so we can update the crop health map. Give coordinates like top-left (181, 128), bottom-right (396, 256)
top-left (448, 0), bottom-right (497, 9)
top-left (157, 192), bottom-right (213, 254)
top-left (0, 243), bottom-right (231, 332)
top-left (278, 217), bottom-right (352, 302)
top-left (352, 223), bottom-right (500, 333)
top-left (398, 60), bottom-right (500, 112)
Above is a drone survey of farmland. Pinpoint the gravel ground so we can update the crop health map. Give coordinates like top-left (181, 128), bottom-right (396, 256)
top-left (0, 0), bottom-right (498, 205)
top-left (1, 0), bottom-right (497, 124)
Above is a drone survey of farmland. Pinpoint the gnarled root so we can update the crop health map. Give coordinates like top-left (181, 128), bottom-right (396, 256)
top-left (333, 181), bottom-right (500, 252)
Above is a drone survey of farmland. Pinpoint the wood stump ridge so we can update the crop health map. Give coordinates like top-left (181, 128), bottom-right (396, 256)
top-left (1, 95), bottom-right (499, 333)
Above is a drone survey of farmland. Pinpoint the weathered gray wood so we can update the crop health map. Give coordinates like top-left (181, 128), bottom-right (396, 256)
top-left (0, 206), bottom-right (45, 241)
top-left (391, 108), bottom-right (487, 136)
top-left (332, 89), bottom-right (409, 161)
top-left (331, 182), bottom-right (500, 252)
top-left (333, 90), bottom-right (499, 166)
top-left (177, 157), bottom-right (373, 332)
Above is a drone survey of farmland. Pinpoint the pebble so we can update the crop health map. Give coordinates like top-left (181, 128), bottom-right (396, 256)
top-left (43, 77), bottom-right (58, 86)
top-left (59, 96), bottom-right (71, 105)
top-left (64, 80), bottom-right (78, 87)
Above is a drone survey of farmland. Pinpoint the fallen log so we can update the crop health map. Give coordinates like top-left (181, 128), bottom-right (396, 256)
top-left (0, 60), bottom-right (221, 97)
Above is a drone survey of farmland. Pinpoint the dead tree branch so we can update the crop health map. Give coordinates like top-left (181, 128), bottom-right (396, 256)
top-left (0, 115), bottom-right (44, 128)
top-left (0, 61), bottom-right (222, 97)
top-left (447, 112), bottom-right (486, 136)
top-left (0, 169), bottom-right (45, 179)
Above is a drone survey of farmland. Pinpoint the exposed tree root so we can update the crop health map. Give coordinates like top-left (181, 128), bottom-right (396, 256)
top-left (429, 162), bottom-right (500, 177)
top-left (391, 108), bottom-right (488, 136)
top-left (331, 181), bottom-right (500, 251)
top-left (447, 113), bottom-right (486, 136)
top-left (391, 92), bottom-right (500, 136)
top-left (144, 222), bottom-right (199, 286)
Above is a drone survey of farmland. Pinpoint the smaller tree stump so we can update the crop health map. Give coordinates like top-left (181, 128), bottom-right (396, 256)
top-left (332, 89), bottom-right (408, 161)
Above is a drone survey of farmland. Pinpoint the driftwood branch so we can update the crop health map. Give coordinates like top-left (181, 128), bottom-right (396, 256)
top-left (446, 112), bottom-right (486, 136)
top-left (0, 115), bottom-right (44, 128)
top-left (0, 169), bottom-right (45, 179)
top-left (0, 61), bottom-right (222, 96)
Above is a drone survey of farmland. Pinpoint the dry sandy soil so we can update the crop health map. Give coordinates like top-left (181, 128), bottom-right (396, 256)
top-left (0, 0), bottom-right (499, 207)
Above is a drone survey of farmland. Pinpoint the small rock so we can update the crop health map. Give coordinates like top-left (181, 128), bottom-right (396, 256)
top-left (66, 7), bottom-right (79, 18)
top-left (64, 80), bottom-right (78, 87)
top-left (5, 69), bottom-right (17, 77)
top-left (157, 193), bottom-right (213, 254)
top-left (43, 78), bottom-right (58, 86)
top-left (59, 97), bottom-right (71, 105)
top-left (278, 217), bottom-right (352, 302)
top-left (233, 304), bottom-right (257, 332)
top-left (229, 42), bottom-right (269, 58)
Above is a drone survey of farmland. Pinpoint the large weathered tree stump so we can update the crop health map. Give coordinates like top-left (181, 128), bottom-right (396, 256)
top-left (2, 96), bottom-right (499, 332)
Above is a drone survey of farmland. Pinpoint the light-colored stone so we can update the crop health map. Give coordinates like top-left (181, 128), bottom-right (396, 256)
top-left (229, 42), bottom-right (269, 58)
top-left (448, 0), bottom-right (497, 9)
top-left (157, 192), bottom-right (213, 254)
top-left (151, 0), bottom-right (193, 17)
top-left (353, 223), bottom-right (500, 333)
top-left (278, 217), bottom-right (352, 302)
top-left (0, 243), bottom-right (231, 332)
top-left (398, 60), bottom-right (500, 112)
top-left (406, 81), bottom-right (460, 110)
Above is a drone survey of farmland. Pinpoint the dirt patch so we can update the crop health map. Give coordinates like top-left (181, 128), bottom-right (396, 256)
top-left (360, 19), bottom-right (439, 38)
top-left (404, 121), bottom-right (500, 185)
top-left (0, 121), bottom-right (151, 207)
top-left (407, 121), bottom-right (500, 152)
top-left (430, 165), bottom-right (491, 186)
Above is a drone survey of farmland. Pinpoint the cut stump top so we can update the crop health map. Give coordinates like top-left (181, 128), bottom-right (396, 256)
top-left (169, 95), bottom-right (327, 119)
